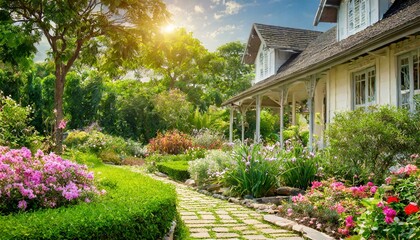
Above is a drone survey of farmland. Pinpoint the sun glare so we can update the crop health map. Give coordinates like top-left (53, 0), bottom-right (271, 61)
top-left (161, 24), bottom-right (176, 33)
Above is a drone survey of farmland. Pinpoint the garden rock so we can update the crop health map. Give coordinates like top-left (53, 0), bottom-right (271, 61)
top-left (155, 172), bottom-right (168, 178)
top-left (255, 196), bottom-right (290, 205)
top-left (184, 179), bottom-right (196, 186)
top-left (275, 187), bottom-right (304, 196)
top-left (205, 183), bottom-right (222, 192)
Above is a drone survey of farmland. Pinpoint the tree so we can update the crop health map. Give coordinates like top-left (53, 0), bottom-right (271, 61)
top-left (0, 0), bottom-right (168, 152)
top-left (143, 28), bottom-right (212, 89)
top-left (210, 41), bottom-right (254, 102)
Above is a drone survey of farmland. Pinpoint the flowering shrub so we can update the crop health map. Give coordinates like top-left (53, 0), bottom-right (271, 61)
top-left (279, 139), bottom-right (320, 190)
top-left (0, 147), bottom-right (100, 214)
top-left (188, 150), bottom-right (231, 186)
top-left (355, 163), bottom-right (420, 239)
top-left (191, 128), bottom-right (224, 149)
top-left (65, 130), bottom-right (129, 155)
top-left (221, 143), bottom-right (282, 198)
top-left (147, 130), bottom-right (193, 155)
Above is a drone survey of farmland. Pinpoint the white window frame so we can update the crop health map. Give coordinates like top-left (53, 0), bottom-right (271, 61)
top-left (353, 66), bottom-right (376, 109)
top-left (347, 0), bottom-right (369, 35)
top-left (398, 49), bottom-right (420, 112)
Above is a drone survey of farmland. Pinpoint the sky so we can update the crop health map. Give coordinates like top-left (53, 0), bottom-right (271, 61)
top-left (163, 0), bottom-right (334, 51)
top-left (34, 0), bottom-right (334, 61)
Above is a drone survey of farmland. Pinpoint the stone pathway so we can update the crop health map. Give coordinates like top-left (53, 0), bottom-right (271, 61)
top-left (154, 176), bottom-right (303, 240)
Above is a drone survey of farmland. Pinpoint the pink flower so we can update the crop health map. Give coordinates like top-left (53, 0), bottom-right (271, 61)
top-left (58, 120), bottom-right (67, 130)
top-left (330, 181), bottom-right (345, 190)
top-left (18, 200), bottom-right (27, 210)
top-left (332, 203), bottom-right (346, 214)
top-left (370, 186), bottom-right (378, 194)
top-left (385, 177), bottom-right (392, 185)
top-left (292, 193), bottom-right (307, 203)
top-left (367, 182), bottom-right (374, 187)
top-left (404, 164), bottom-right (418, 175)
top-left (383, 206), bottom-right (397, 224)
top-left (345, 216), bottom-right (355, 228)
top-left (311, 181), bottom-right (322, 190)
top-left (287, 208), bottom-right (293, 216)
top-left (338, 228), bottom-right (349, 235)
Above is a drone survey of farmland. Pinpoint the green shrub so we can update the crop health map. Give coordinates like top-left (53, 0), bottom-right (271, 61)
top-left (99, 150), bottom-right (121, 165)
top-left (64, 130), bottom-right (89, 148)
top-left (279, 140), bottom-right (319, 190)
top-left (188, 150), bottom-right (231, 186)
top-left (63, 149), bottom-right (103, 168)
top-left (0, 95), bottom-right (38, 149)
top-left (192, 128), bottom-right (224, 149)
top-left (148, 130), bottom-right (193, 155)
top-left (0, 166), bottom-right (177, 239)
top-left (122, 156), bottom-right (145, 166)
top-left (222, 143), bottom-right (282, 198)
top-left (145, 154), bottom-right (190, 163)
top-left (325, 105), bottom-right (420, 183)
top-left (157, 161), bottom-right (190, 181)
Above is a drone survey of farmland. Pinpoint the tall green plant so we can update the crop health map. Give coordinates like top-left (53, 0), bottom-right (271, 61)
top-left (222, 143), bottom-right (281, 198)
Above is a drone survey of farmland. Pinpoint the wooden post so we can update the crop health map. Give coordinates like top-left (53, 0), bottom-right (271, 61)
top-left (292, 93), bottom-right (296, 125)
top-left (241, 108), bottom-right (247, 143)
top-left (305, 76), bottom-right (317, 152)
top-left (255, 95), bottom-right (261, 143)
top-left (229, 106), bottom-right (234, 143)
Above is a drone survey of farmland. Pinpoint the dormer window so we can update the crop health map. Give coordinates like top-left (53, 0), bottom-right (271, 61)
top-left (347, 0), bottom-right (369, 34)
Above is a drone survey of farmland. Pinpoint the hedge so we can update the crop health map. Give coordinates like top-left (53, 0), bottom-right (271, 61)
top-left (0, 165), bottom-right (177, 240)
top-left (157, 161), bottom-right (190, 181)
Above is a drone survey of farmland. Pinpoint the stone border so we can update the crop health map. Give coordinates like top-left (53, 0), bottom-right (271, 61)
top-left (264, 215), bottom-right (334, 240)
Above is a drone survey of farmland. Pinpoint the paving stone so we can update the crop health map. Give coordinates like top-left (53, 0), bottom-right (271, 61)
top-left (180, 211), bottom-right (196, 215)
top-left (231, 226), bottom-right (249, 231)
top-left (275, 237), bottom-right (304, 240)
top-left (201, 215), bottom-right (216, 220)
top-left (243, 219), bottom-right (263, 225)
top-left (219, 214), bottom-right (233, 219)
top-left (243, 235), bottom-right (268, 239)
top-left (181, 215), bottom-right (199, 220)
top-left (211, 227), bottom-right (229, 232)
top-left (215, 232), bottom-right (240, 238)
top-left (253, 223), bottom-right (273, 229)
top-left (184, 219), bottom-right (215, 224)
top-left (190, 232), bottom-right (210, 238)
top-left (259, 228), bottom-right (290, 234)
top-left (189, 228), bottom-right (209, 232)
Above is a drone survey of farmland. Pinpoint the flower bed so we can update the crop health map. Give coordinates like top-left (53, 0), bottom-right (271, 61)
top-left (277, 163), bottom-right (419, 239)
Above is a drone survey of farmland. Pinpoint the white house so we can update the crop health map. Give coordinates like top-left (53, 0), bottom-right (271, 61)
top-left (222, 0), bottom-right (420, 149)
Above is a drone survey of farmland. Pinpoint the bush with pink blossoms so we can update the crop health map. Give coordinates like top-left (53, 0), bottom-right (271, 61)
top-left (0, 146), bottom-right (99, 214)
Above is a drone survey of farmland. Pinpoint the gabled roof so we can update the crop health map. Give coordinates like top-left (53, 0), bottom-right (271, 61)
top-left (242, 23), bottom-right (323, 64)
top-left (224, 0), bottom-right (420, 106)
top-left (313, 0), bottom-right (341, 26)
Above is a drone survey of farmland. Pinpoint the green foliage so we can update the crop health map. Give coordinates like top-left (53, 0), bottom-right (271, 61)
top-left (65, 130), bottom-right (130, 155)
top-left (147, 130), bottom-right (193, 155)
top-left (325, 105), bottom-right (420, 183)
top-left (145, 154), bottom-right (189, 163)
top-left (192, 128), bottom-right (224, 149)
top-left (283, 125), bottom-right (309, 147)
top-left (241, 109), bottom-right (280, 142)
top-left (189, 107), bottom-right (229, 132)
top-left (63, 149), bottom-right (102, 168)
top-left (222, 144), bottom-right (281, 198)
top-left (157, 161), bottom-right (190, 181)
top-left (152, 89), bottom-right (193, 132)
top-left (280, 141), bottom-right (319, 190)
top-left (188, 150), bottom-right (231, 186)
top-left (99, 150), bottom-right (121, 165)
top-left (0, 95), bottom-right (40, 149)
top-left (121, 156), bottom-right (144, 166)
top-left (0, 165), bottom-right (177, 239)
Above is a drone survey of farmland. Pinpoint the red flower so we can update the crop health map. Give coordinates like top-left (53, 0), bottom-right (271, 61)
top-left (404, 203), bottom-right (419, 215)
top-left (387, 196), bottom-right (399, 204)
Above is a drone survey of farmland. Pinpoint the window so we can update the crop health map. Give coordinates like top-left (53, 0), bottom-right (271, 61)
top-left (347, 0), bottom-right (368, 34)
top-left (398, 49), bottom-right (420, 112)
top-left (353, 67), bottom-right (376, 109)
top-left (259, 52), bottom-right (263, 79)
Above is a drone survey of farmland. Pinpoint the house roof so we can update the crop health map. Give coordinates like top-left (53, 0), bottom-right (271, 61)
top-left (223, 0), bottom-right (420, 107)
top-left (242, 23), bottom-right (323, 64)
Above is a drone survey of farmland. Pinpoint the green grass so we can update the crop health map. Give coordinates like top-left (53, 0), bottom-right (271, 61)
top-left (0, 153), bottom-right (177, 240)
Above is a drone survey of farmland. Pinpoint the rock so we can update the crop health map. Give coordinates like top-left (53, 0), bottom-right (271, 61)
top-left (228, 197), bottom-right (241, 204)
top-left (244, 194), bottom-right (254, 199)
top-left (254, 196), bottom-right (290, 205)
top-left (155, 172), bottom-right (168, 178)
top-left (185, 179), bottom-right (196, 186)
top-left (205, 184), bottom-right (222, 192)
top-left (275, 187), bottom-right (305, 196)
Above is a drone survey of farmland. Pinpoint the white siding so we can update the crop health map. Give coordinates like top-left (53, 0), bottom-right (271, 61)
top-left (253, 45), bottom-right (291, 84)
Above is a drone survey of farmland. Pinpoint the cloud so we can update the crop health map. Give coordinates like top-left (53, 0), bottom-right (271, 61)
top-left (209, 24), bottom-right (238, 38)
top-left (194, 5), bottom-right (204, 13)
top-left (213, 1), bottom-right (243, 19)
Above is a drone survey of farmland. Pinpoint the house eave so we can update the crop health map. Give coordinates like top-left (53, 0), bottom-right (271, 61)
top-left (223, 18), bottom-right (420, 107)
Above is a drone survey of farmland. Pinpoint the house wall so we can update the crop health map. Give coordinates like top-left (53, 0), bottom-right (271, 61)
top-left (254, 44), bottom-right (293, 84)
top-left (326, 36), bottom-right (420, 122)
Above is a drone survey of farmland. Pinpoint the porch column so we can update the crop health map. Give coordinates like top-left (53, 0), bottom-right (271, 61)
top-left (241, 108), bottom-right (247, 143)
top-left (305, 76), bottom-right (317, 152)
top-left (255, 95), bottom-right (261, 143)
top-left (229, 105), bottom-right (234, 143)
top-left (292, 93), bottom-right (296, 125)
top-left (279, 87), bottom-right (288, 149)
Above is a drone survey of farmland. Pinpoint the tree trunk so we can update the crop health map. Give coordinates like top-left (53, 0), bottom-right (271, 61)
top-left (54, 63), bottom-right (66, 154)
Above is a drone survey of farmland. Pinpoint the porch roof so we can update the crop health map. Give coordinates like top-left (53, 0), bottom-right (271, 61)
top-left (223, 0), bottom-right (420, 107)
